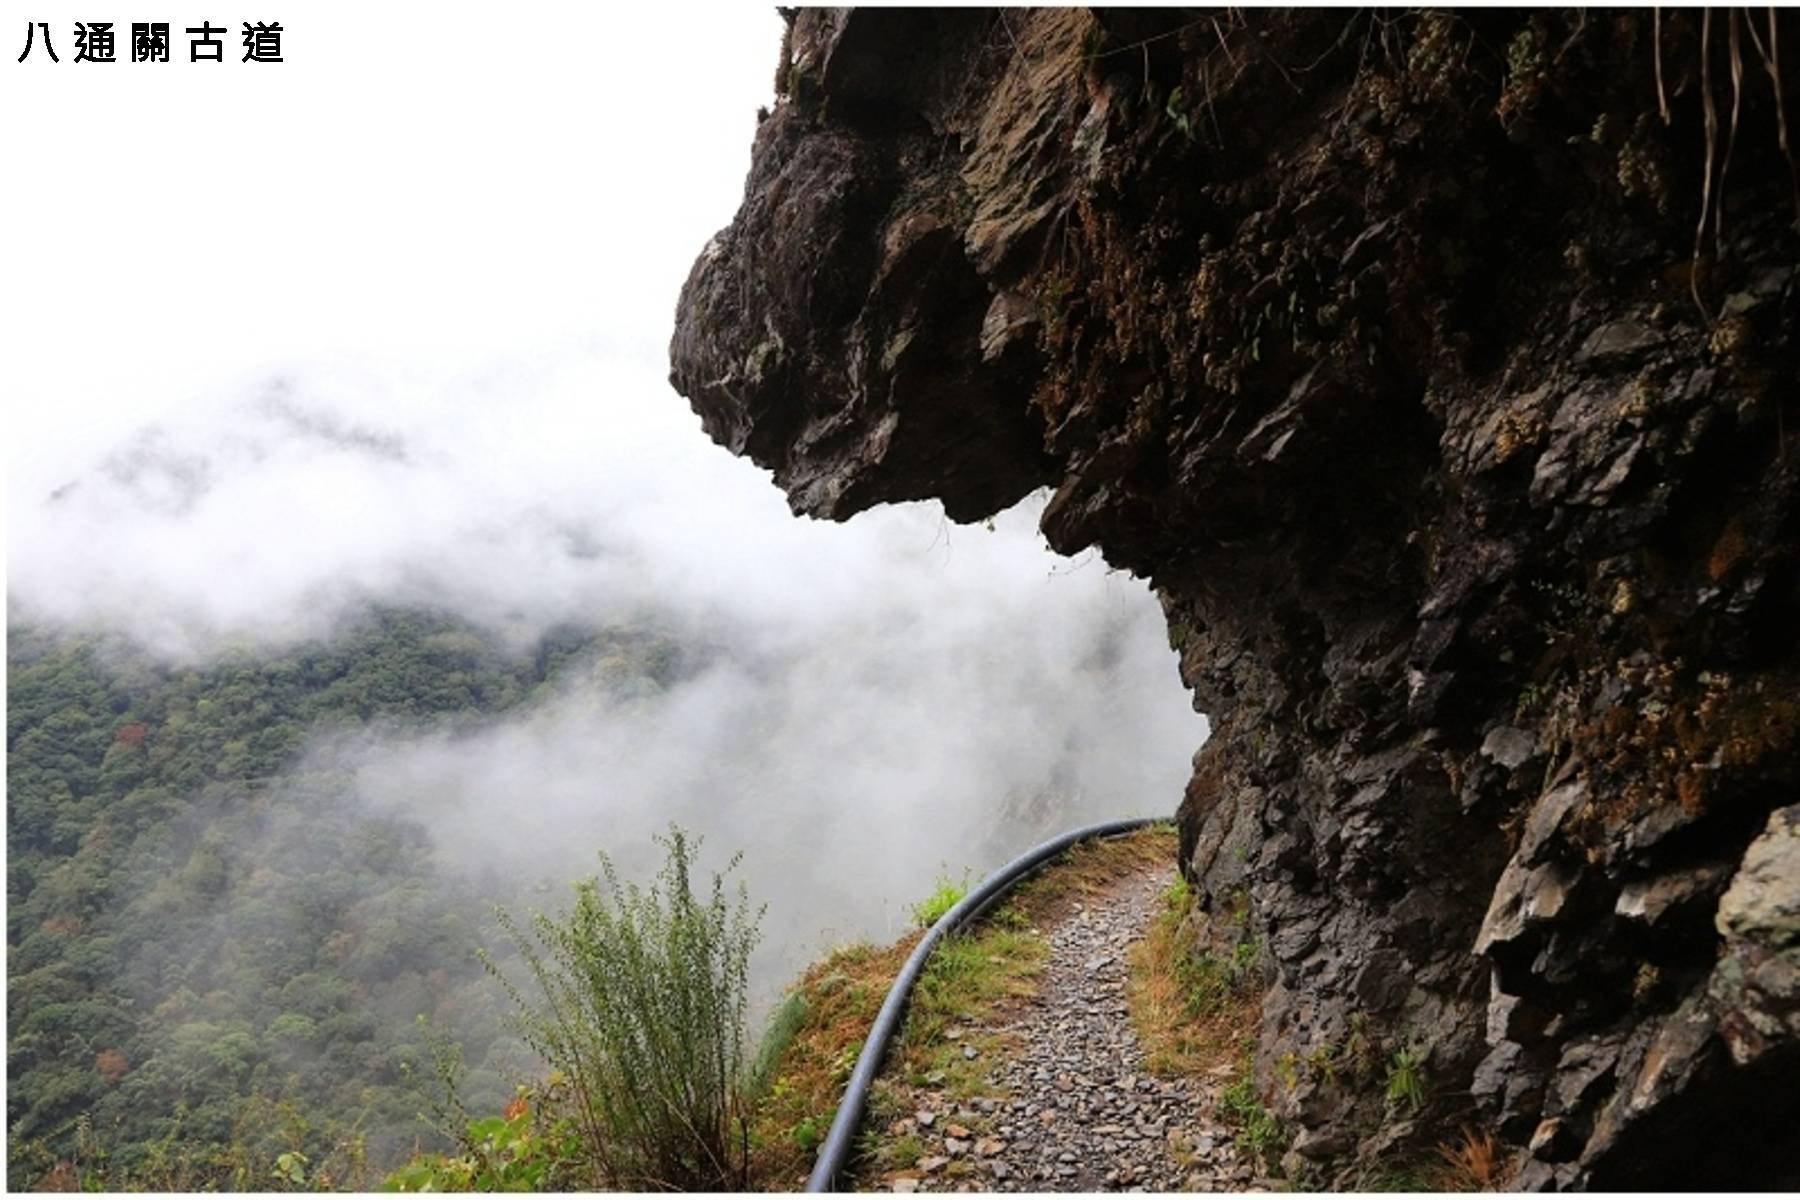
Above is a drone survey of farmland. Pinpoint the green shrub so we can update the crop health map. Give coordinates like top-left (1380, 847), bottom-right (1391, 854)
top-left (382, 1088), bottom-right (586, 1193)
top-left (886, 1132), bottom-right (923, 1168)
top-left (1176, 936), bottom-right (1263, 1017)
top-left (910, 870), bottom-right (971, 928)
top-left (482, 826), bottom-right (763, 1191)
top-left (1385, 1047), bottom-right (1427, 1113)
top-left (787, 1115), bottom-right (826, 1155)
top-left (1219, 1071), bottom-right (1286, 1169)
top-left (270, 1150), bottom-right (308, 1189)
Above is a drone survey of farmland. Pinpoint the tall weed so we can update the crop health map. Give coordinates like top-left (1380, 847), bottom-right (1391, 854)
top-left (483, 826), bottom-right (762, 1191)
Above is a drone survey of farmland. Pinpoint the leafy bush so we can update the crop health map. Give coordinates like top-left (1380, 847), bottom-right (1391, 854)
top-left (1220, 1071), bottom-right (1286, 1169)
top-left (1385, 1047), bottom-right (1427, 1113)
top-left (787, 1114), bottom-right (826, 1154)
top-left (909, 870), bottom-right (971, 928)
top-left (483, 826), bottom-right (763, 1191)
top-left (1176, 936), bottom-right (1263, 1017)
top-left (382, 1088), bottom-right (587, 1193)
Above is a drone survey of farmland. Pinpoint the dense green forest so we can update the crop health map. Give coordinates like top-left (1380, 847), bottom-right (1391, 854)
top-left (6, 609), bottom-right (690, 1190)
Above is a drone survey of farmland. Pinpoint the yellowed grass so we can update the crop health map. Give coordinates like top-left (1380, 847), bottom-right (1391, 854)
top-left (745, 824), bottom-right (1179, 1190)
top-left (745, 938), bottom-right (917, 1189)
top-left (1125, 870), bottom-right (1261, 1080)
top-left (1430, 1126), bottom-right (1513, 1192)
top-left (1003, 824), bottom-right (1180, 925)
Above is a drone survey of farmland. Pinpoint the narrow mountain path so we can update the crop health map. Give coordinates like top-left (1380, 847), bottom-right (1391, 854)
top-left (871, 864), bottom-right (1257, 1193)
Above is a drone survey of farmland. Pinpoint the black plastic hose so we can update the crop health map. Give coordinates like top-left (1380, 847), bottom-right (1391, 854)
top-left (804, 816), bottom-right (1160, 1192)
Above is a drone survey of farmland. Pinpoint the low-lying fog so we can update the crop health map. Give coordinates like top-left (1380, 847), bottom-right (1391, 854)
top-left (11, 348), bottom-right (1207, 995)
top-left (5, 6), bottom-right (1208, 999)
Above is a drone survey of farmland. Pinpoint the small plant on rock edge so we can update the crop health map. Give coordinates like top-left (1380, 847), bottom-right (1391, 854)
top-left (1219, 1071), bottom-right (1287, 1171)
top-left (910, 869), bottom-right (971, 928)
top-left (1386, 1046), bottom-right (1427, 1113)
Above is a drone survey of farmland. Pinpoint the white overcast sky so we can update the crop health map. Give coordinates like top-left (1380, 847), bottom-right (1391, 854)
top-left (1, 3), bottom-right (1209, 958)
top-left (4, 4), bottom-right (784, 457)
top-left (3, 3), bottom-right (810, 641)
top-left (0, 1), bottom-right (1201, 702)
top-left (0, 3), bottom-right (1198, 710)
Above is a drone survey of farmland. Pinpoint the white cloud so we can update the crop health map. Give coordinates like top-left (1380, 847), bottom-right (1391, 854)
top-left (4, 3), bottom-right (1207, 978)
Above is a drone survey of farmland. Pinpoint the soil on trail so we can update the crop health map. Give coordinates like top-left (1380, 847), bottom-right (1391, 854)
top-left (871, 865), bottom-right (1256, 1193)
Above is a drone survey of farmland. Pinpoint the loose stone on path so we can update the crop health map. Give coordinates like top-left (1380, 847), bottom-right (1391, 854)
top-left (876, 864), bottom-right (1245, 1192)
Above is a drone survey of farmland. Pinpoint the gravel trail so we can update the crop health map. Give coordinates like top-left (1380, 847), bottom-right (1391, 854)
top-left (878, 865), bottom-right (1257, 1193)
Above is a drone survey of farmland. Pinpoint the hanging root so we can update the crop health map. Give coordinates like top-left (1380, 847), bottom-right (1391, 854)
top-left (1776, 9), bottom-right (1800, 219)
top-left (1745, 7), bottom-right (1800, 221)
top-left (1683, 10), bottom-right (1800, 318)
top-left (1716, 9), bottom-right (1744, 254)
top-left (1693, 9), bottom-right (1718, 321)
top-left (1655, 7), bottom-right (1672, 125)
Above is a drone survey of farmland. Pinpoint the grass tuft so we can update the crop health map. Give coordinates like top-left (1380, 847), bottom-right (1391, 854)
top-left (1126, 862), bottom-right (1262, 1079)
top-left (746, 991), bottom-right (809, 1101)
top-left (741, 940), bottom-right (915, 1189)
top-left (909, 870), bottom-right (971, 928)
top-left (1432, 1126), bottom-right (1509, 1191)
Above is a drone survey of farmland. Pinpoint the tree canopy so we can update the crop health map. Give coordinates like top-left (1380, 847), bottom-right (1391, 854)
top-left (7, 608), bottom-right (688, 1190)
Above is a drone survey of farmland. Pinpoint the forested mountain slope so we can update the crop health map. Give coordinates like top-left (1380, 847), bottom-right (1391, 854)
top-left (7, 610), bottom-right (686, 1189)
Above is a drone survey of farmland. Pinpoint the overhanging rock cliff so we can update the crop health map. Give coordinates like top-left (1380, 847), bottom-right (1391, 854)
top-left (671, 9), bottom-right (1800, 1187)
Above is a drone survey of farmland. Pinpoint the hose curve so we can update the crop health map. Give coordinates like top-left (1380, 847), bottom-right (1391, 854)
top-left (805, 816), bottom-right (1162, 1192)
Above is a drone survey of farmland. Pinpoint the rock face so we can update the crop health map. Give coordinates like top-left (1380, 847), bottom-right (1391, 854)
top-left (671, 9), bottom-right (1800, 1187)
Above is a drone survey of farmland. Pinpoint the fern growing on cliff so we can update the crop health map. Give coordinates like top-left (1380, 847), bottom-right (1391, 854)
top-left (482, 826), bottom-right (763, 1191)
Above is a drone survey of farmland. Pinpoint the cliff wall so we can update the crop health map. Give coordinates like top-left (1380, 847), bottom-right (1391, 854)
top-left (671, 9), bottom-right (1800, 1187)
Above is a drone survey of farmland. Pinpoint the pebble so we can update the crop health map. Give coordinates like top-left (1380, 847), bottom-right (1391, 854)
top-left (874, 866), bottom-right (1243, 1193)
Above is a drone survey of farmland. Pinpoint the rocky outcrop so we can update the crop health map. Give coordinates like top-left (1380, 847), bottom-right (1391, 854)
top-left (671, 8), bottom-right (1800, 1187)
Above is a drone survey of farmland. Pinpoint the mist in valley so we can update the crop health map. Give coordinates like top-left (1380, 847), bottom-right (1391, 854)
top-left (7, 352), bottom-right (1208, 1173)
top-left (12, 351), bottom-right (1208, 994)
top-left (4, 5), bottom-right (1207, 1180)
